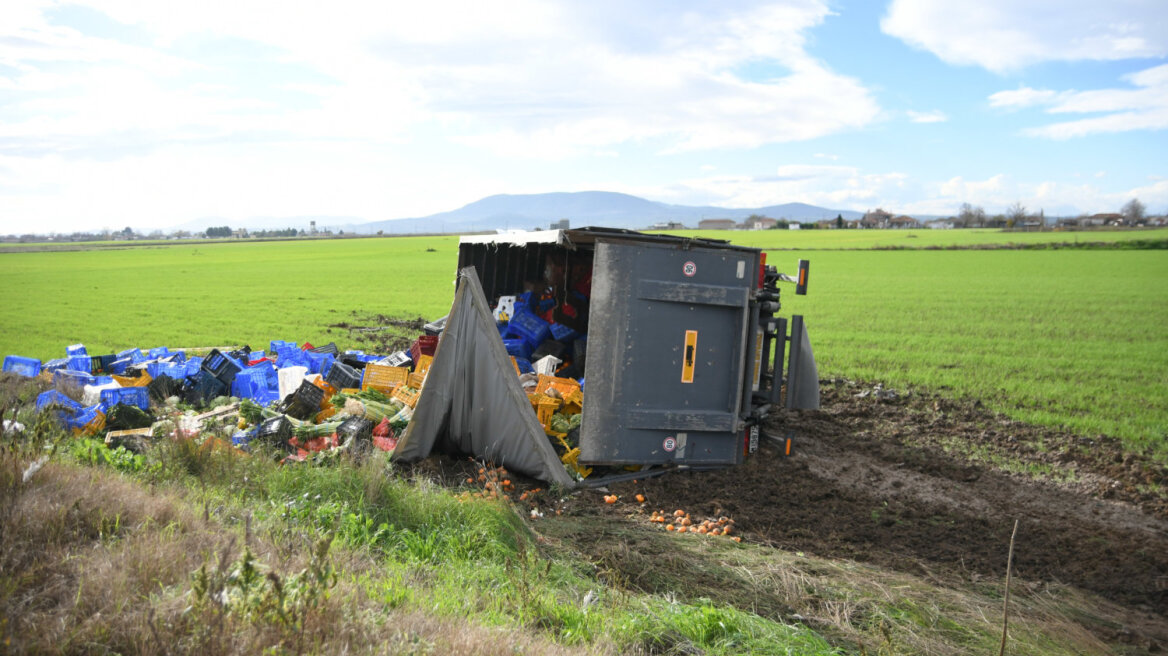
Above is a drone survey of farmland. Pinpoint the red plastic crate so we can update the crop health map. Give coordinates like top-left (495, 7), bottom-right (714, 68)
top-left (410, 335), bottom-right (439, 363)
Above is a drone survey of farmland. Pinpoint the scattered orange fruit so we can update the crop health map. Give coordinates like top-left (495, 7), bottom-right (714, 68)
top-left (635, 494), bottom-right (646, 503)
top-left (666, 524), bottom-right (675, 531)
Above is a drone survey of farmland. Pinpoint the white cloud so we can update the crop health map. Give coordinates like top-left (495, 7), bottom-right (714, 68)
top-left (628, 168), bottom-right (1168, 218)
top-left (882, 0), bottom-right (1168, 73)
top-left (639, 164), bottom-right (909, 211)
top-left (988, 88), bottom-right (1063, 109)
top-left (1, 1), bottom-right (879, 160)
top-left (0, 1), bottom-right (889, 230)
top-left (988, 64), bottom-right (1168, 138)
top-left (906, 110), bottom-right (948, 123)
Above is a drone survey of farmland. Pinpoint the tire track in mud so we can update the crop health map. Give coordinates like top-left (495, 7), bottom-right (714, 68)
top-left (604, 382), bottom-right (1168, 640)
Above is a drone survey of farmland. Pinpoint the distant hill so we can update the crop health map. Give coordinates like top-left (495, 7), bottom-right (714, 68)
top-left (167, 191), bottom-right (867, 234)
top-left (347, 191), bottom-right (864, 234)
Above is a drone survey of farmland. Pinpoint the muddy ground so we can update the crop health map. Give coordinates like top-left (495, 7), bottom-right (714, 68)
top-left (413, 380), bottom-right (1168, 648)
top-left (571, 380), bottom-right (1167, 648)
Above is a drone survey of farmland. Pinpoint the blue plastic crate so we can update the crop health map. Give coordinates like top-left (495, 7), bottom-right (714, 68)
top-left (100, 387), bottom-right (150, 411)
top-left (117, 347), bottom-right (142, 360)
top-left (109, 357), bottom-right (133, 375)
top-left (54, 369), bottom-right (94, 389)
top-left (44, 357), bottom-right (69, 372)
top-left (148, 346), bottom-right (170, 359)
top-left (304, 351), bottom-right (334, 376)
top-left (90, 354), bottom-right (117, 374)
top-left (232, 362), bottom-right (278, 398)
top-left (231, 427), bottom-right (258, 448)
top-left (67, 404), bottom-right (102, 431)
top-left (67, 354), bottom-right (92, 373)
top-left (66, 344), bottom-right (88, 357)
top-left (149, 361), bottom-right (187, 380)
top-left (549, 322), bottom-right (579, 343)
top-left (270, 340), bottom-right (296, 353)
top-left (36, 389), bottom-right (83, 414)
top-left (182, 357), bottom-right (204, 377)
top-left (3, 355), bottom-right (42, 377)
top-left (504, 309), bottom-right (551, 351)
top-left (514, 357), bottom-right (534, 375)
top-left (276, 350), bottom-right (308, 369)
top-left (502, 339), bottom-right (532, 360)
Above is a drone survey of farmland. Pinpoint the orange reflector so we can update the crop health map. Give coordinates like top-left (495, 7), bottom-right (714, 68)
top-left (681, 330), bottom-right (698, 383)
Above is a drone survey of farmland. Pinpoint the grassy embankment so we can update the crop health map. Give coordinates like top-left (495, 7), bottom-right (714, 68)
top-left (0, 379), bottom-right (1132, 655)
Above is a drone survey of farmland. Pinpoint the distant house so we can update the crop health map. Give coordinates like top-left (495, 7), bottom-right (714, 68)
top-left (1088, 213), bottom-right (1123, 226)
top-left (888, 215), bottom-right (920, 229)
top-left (859, 209), bottom-right (893, 229)
top-left (698, 218), bottom-right (738, 230)
top-left (550, 219), bottom-right (570, 230)
top-left (926, 219), bottom-right (954, 229)
top-left (740, 216), bottom-right (777, 230)
top-left (649, 221), bottom-right (685, 230)
top-left (815, 219), bottom-right (835, 230)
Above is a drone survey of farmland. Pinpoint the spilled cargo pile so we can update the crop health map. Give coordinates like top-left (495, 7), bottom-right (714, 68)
top-left (3, 298), bottom-right (589, 477)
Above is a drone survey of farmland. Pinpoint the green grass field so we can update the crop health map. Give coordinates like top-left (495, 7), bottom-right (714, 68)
top-left (659, 226), bottom-right (1168, 250)
top-left (2, 230), bottom-right (1165, 457)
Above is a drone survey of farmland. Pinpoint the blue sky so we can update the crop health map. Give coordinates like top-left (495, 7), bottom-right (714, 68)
top-left (1, 0), bottom-right (1166, 233)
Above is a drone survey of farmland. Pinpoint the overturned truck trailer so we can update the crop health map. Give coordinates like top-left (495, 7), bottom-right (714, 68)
top-left (393, 227), bottom-right (818, 485)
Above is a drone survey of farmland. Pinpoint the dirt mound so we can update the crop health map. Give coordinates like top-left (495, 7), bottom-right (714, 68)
top-left (598, 381), bottom-right (1168, 624)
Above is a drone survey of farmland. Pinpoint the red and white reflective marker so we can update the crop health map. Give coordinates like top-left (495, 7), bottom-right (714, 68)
top-left (663, 436), bottom-right (677, 452)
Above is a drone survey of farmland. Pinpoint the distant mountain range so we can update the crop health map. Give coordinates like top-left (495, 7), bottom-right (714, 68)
top-left (173, 191), bottom-right (869, 234)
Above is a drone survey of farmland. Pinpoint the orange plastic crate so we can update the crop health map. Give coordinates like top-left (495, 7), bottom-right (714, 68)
top-left (73, 410), bottom-right (106, 436)
top-left (393, 386), bottom-right (421, 408)
top-left (535, 396), bottom-right (562, 428)
top-left (561, 388), bottom-right (584, 415)
top-left (415, 354), bottom-right (434, 376)
top-left (310, 378), bottom-right (337, 407)
top-left (408, 371), bottom-right (426, 389)
top-left (112, 372), bottom-right (153, 388)
top-left (363, 364), bottom-right (408, 393)
top-left (535, 374), bottom-right (580, 397)
top-left (314, 406), bottom-right (338, 423)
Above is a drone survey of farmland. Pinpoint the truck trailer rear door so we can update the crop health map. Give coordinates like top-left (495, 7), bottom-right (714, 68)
top-left (579, 240), bottom-right (755, 466)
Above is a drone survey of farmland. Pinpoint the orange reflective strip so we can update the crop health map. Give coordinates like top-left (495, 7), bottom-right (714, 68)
top-left (681, 330), bottom-right (698, 383)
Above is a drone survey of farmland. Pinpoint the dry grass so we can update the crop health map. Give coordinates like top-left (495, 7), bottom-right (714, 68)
top-left (0, 451), bottom-right (598, 655)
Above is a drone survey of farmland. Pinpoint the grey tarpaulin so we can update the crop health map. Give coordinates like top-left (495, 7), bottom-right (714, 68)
top-left (391, 267), bottom-right (576, 487)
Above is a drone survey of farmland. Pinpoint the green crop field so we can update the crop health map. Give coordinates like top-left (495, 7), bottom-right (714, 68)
top-left (659, 226), bottom-right (1168, 250)
top-left (2, 231), bottom-right (1165, 458)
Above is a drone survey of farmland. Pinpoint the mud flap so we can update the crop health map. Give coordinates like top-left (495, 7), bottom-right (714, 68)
top-left (786, 315), bottom-right (819, 410)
